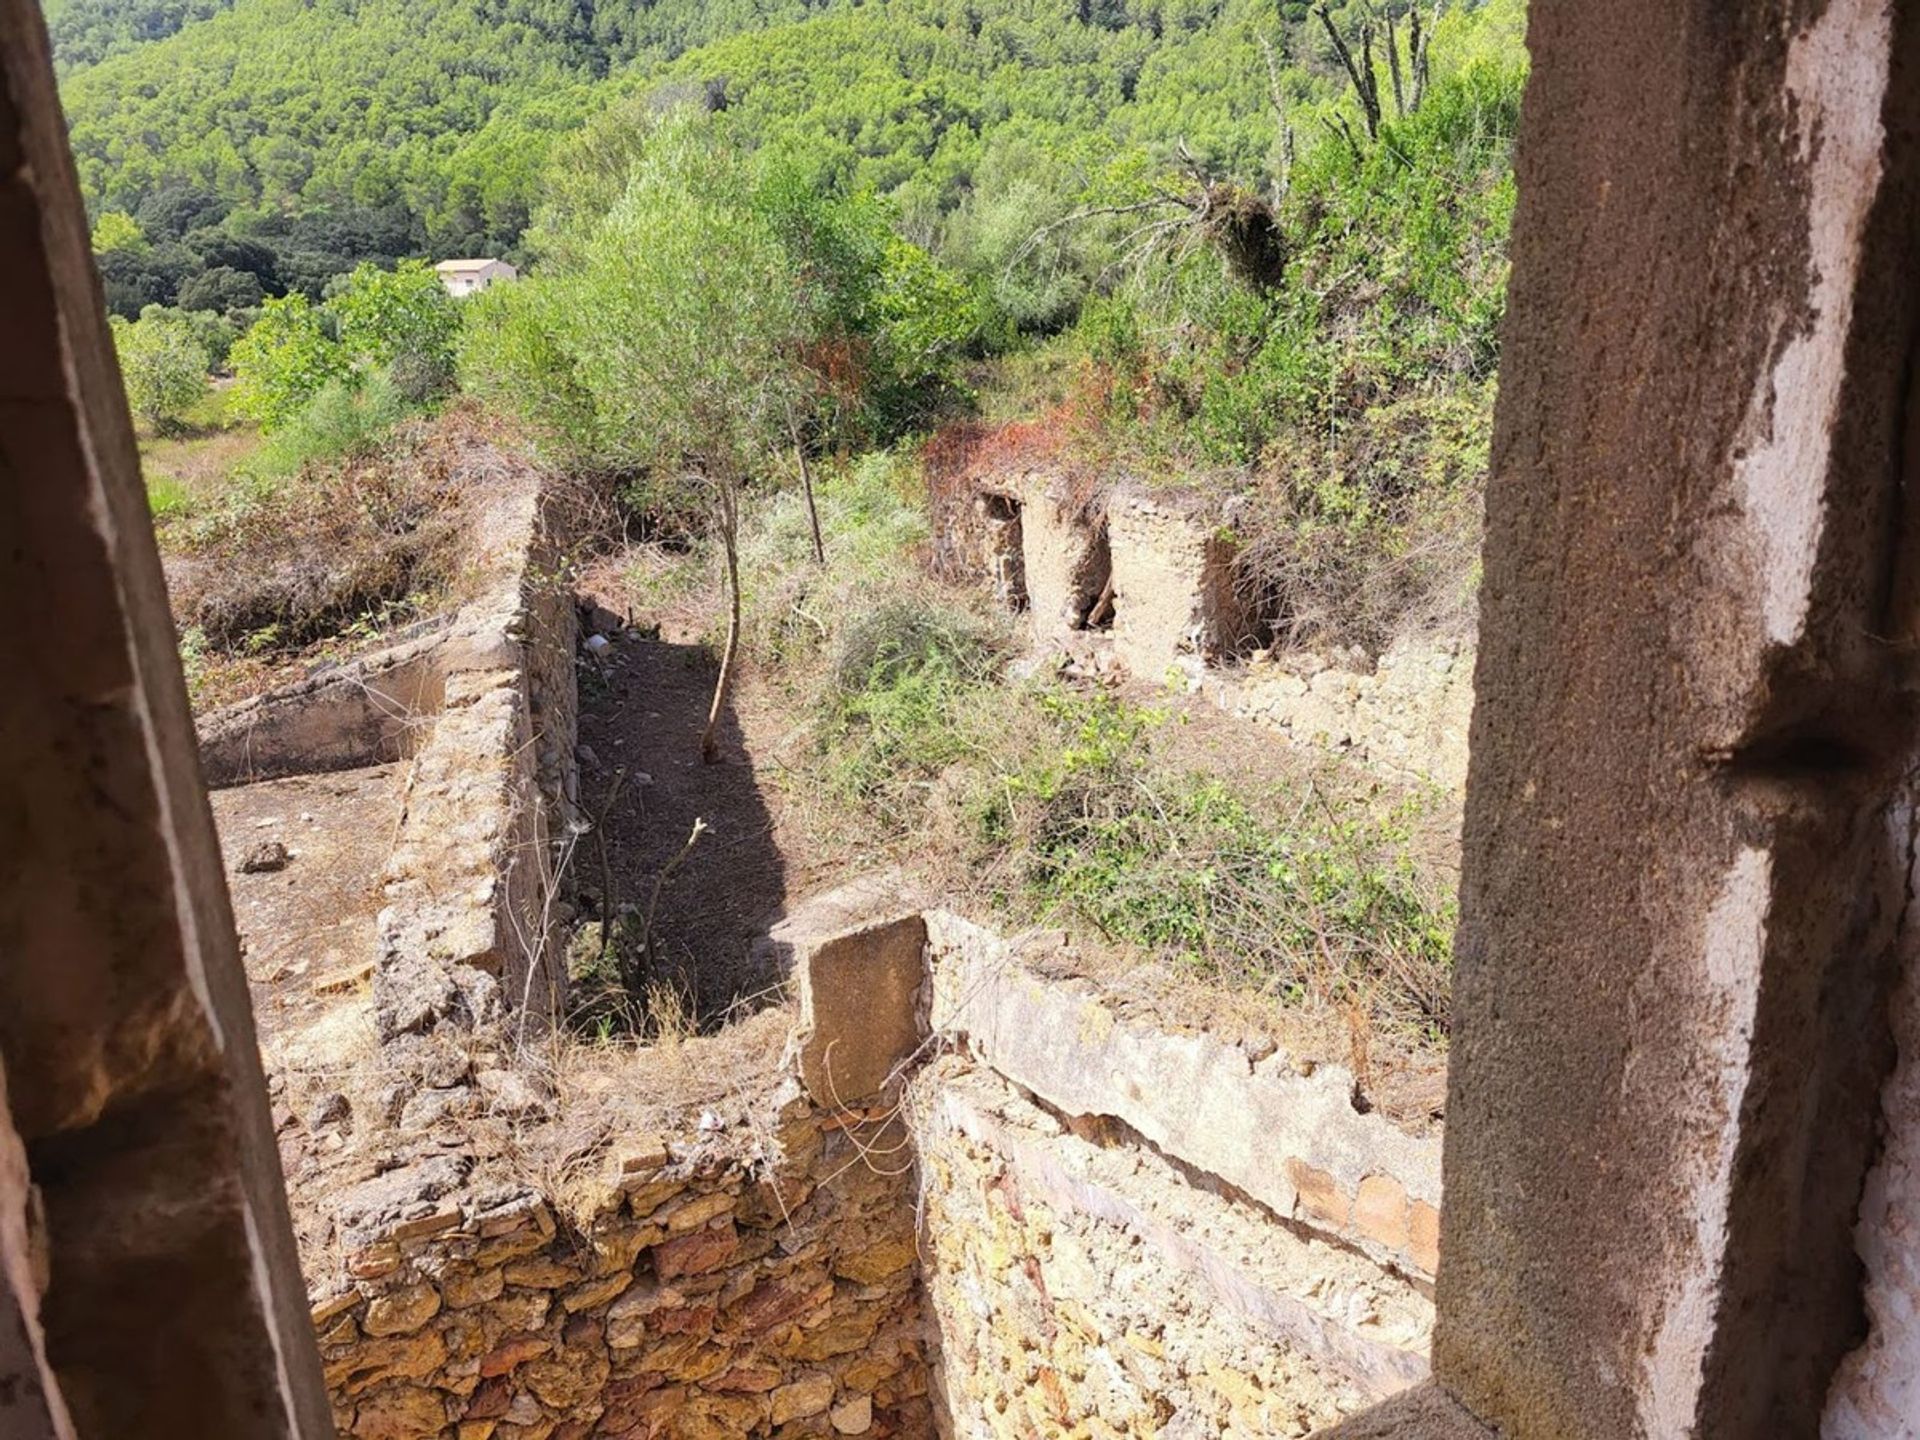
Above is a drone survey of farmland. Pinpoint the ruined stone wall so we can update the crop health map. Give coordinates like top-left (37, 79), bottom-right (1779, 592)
top-left (305, 871), bottom-right (1447, 1440)
top-left (935, 470), bottom-right (1476, 795)
top-left (914, 1066), bottom-right (1431, 1437)
top-left (522, 496), bottom-right (581, 825)
top-left (914, 914), bottom-right (1439, 1437)
top-left (310, 1090), bottom-right (930, 1440)
top-left (975, 471), bottom-right (1108, 636)
top-left (197, 465), bottom-right (579, 805)
top-left (1106, 488), bottom-right (1254, 680)
top-left (1209, 638), bottom-right (1474, 791)
top-left (340, 466), bottom-right (579, 1048)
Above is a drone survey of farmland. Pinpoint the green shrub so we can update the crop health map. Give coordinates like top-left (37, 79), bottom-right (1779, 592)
top-left (986, 690), bottom-right (1454, 1038)
top-left (330, 259), bottom-right (461, 375)
top-left (110, 308), bottom-right (208, 432)
top-left (229, 293), bottom-right (346, 431)
top-left (815, 593), bottom-right (1007, 830)
top-left (242, 373), bottom-right (409, 482)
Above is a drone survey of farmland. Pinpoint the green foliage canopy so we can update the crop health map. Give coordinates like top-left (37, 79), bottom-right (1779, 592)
top-left (228, 292), bottom-right (346, 430)
top-left (109, 306), bottom-right (209, 430)
top-left (89, 207), bottom-right (146, 255)
top-left (468, 120), bottom-right (807, 482)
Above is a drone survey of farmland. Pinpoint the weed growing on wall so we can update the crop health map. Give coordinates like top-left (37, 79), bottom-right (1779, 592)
top-left (972, 690), bottom-right (1453, 1039)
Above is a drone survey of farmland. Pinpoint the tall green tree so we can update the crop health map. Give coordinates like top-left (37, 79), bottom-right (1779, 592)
top-left (471, 118), bottom-right (810, 762)
top-left (584, 129), bottom-right (807, 763)
top-left (228, 292), bottom-right (345, 429)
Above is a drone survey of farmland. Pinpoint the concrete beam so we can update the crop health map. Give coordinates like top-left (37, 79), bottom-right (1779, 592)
top-left (1435, 1), bottom-right (1920, 1436)
top-left (0, 3), bottom-right (333, 1434)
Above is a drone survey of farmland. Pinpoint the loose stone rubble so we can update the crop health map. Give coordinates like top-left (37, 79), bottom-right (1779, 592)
top-left (1206, 636), bottom-right (1473, 791)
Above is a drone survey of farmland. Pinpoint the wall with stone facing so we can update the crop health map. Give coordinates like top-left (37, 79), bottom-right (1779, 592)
top-left (309, 1089), bottom-right (931, 1440)
top-left (305, 881), bottom-right (1450, 1440)
top-left (914, 913), bottom-right (1441, 1437)
top-left (1207, 637), bottom-right (1474, 792)
top-left (912, 1063), bottom-right (1432, 1439)
top-left (925, 914), bottom-right (1443, 1280)
top-left (317, 461), bottom-right (580, 1054)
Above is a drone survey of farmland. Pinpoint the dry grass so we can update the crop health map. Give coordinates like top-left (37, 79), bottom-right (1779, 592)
top-left (504, 1005), bottom-right (796, 1217)
top-left (1234, 485), bottom-right (1483, 655)
top-left (169, 431), bottom-right (465, 652)
top-left (161, 409), bottom-right (562, 710)
top-left (139, 384), bottom-right (264, 523)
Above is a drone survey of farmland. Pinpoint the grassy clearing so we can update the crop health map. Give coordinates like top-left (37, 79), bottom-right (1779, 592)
top-left (138, 384), bottom-right (262, 527)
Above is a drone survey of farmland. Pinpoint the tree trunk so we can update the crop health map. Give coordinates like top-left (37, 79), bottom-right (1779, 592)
top-left (1316, 5), bottom-right (1381, 141)
top-left (1409, 2), bottom-right (1437, 112)
top-left (700, 484), bottom-right (742, 765)
top-left (1383, 6), bottom-right (1407, 119)
top-left (791, 413), bottom-right (825, 564)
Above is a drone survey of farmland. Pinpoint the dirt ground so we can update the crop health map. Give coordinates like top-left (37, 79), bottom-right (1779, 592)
top-left (211, 764), bottom-right (402, 1059)
top-left (573, 627), bottom-right (837, 1024)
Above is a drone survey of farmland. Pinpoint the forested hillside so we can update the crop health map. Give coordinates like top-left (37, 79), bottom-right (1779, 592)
top-left (55, 0), bottom-right (1518, 318)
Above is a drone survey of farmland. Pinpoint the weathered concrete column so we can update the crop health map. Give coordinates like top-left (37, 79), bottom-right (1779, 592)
top-left (1420, 1), bottom-right (1920, 1436)
top-left (0, 3), bottom-right (334, 1436)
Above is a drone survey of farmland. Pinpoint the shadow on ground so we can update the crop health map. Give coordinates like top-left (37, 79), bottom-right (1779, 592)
top-left (573, 632), bottom-right (788, 1026)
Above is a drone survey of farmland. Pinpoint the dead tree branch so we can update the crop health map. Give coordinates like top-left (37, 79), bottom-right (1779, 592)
top-left (1317, 4), bottom-right (1381, 140)
top-left (593, 765), bottom-right (629, 969)
top-left (637, 816), bottom-right (707, 997)
top-left (786, 400), bottom-right (824, 566)
top-left (1380, 4), bottom-right (1408, 118)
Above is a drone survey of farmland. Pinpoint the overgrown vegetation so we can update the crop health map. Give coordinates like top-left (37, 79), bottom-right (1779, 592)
top-left (91, 0), bottom-right (1522, 656)
top-left (57, 0), bottom-right (1520, 329)
top-left (157, 411), bottom-right (490, 710)
top-left (88, 0), bottom-right (1520, 1043)
top-left (109, 305), bottom-right (224, 431)
top-left (813, 600), bottom-right (1452, 1036)
top-left (633, 452), bottom-right (1456, 1042)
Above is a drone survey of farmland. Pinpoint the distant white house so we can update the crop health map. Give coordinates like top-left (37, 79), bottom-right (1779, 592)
top-left (434, 258), bottom-right (517, 297)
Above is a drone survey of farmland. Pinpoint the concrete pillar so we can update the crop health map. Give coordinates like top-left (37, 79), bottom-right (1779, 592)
top-left (1429, 1), bottom-right (1920, 1437)
top-left (0, 4), bottom-right (334, 1436)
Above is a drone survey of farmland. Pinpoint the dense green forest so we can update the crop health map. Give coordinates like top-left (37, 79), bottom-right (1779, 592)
top-left (56, 0), bottom-right (1519, 316)
top-left (98, 0), bottom-right (1525, 655)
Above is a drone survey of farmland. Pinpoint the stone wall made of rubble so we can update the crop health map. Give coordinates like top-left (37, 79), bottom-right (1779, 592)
top-left (1206, 637), bottom-right (1473, 793)
top-left (913, 1063), bottom-right (1434, 1440)
top-left (310, 1102), bottom-right (933, 1440)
